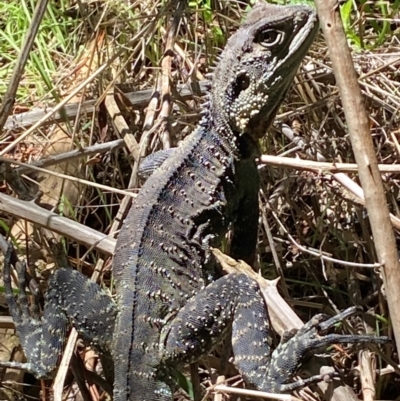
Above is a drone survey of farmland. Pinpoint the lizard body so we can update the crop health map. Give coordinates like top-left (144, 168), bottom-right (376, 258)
top-left (112, 4), bottom-right (319, 397)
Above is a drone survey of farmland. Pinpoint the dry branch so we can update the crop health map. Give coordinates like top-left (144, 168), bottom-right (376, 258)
top-left (0, 192), bottom-right (115, 255)
top-left (315, 0), bottom-right (400, 363)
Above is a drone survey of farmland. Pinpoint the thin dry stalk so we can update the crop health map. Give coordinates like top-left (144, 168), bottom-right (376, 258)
top-left (0, 0), bottom-right (50, 132)
top-left (315, 0), bottom-right (400, 354)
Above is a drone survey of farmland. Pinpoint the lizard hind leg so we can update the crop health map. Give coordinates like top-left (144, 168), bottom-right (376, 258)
top-left (1, 243), bottom-right (117, 381)
top-left (161, 273), bottom-right (273, 384)
top-left (0, 242), bottom-right (63, 378)
top-left (161, 271), bottom-right (390, 395)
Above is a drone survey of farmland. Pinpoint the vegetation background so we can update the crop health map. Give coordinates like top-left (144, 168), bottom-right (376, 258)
top-left (0, 0), bottom-right (399, 400)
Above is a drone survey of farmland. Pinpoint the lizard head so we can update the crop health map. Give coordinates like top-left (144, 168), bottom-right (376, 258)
top-left (209, 2), bottom-right (319, 138)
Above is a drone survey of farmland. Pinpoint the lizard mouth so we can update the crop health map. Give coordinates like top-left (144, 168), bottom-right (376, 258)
top-left (277, 11), bottom-right (319, 76)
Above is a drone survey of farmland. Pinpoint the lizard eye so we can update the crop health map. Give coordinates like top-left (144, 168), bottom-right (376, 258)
top-left (232, 73), bottom-right (250, 99)
top-left (256, 29), bottom-right (284, 47)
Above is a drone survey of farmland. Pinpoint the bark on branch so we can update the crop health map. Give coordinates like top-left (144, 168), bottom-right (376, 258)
top-left (314, 0), bottom-right (400, 351)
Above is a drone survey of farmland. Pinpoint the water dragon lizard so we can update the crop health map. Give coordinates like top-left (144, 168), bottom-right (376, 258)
top-left (2, 2), bottom-right (389, 401)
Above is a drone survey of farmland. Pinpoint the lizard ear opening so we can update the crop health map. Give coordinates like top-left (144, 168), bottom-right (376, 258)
top-left (232, 73), bottom-right (250, 99)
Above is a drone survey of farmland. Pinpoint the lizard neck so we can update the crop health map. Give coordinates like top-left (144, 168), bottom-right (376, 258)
top-left (198, 98), bottom-right (242, 154)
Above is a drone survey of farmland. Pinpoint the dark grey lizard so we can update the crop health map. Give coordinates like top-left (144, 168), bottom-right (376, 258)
top-left (2, 3), bottom-right (389, 401)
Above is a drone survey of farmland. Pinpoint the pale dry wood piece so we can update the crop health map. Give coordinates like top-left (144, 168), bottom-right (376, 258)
top-left (213, 385), bottom-right (301, 401)
top-left (0, 317), bottom-right (15, 329)
top-left (391, 131), bottom-right (400, 155)
top-left (213, 376), bottom-right (226, 401)
top-left (53, 330), bottom-right (79, 401)
top-left (259, 154), bottom-right (400, 173)
top-left (375, 363), bottom-right (400, 376)
top-left (211, 248), bottom-right (303, 335)
top-left (358, 350), bottom-right (377, 401)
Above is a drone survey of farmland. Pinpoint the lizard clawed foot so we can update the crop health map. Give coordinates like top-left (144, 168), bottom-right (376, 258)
top-left (264, 307), bottom-right (390, 393)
